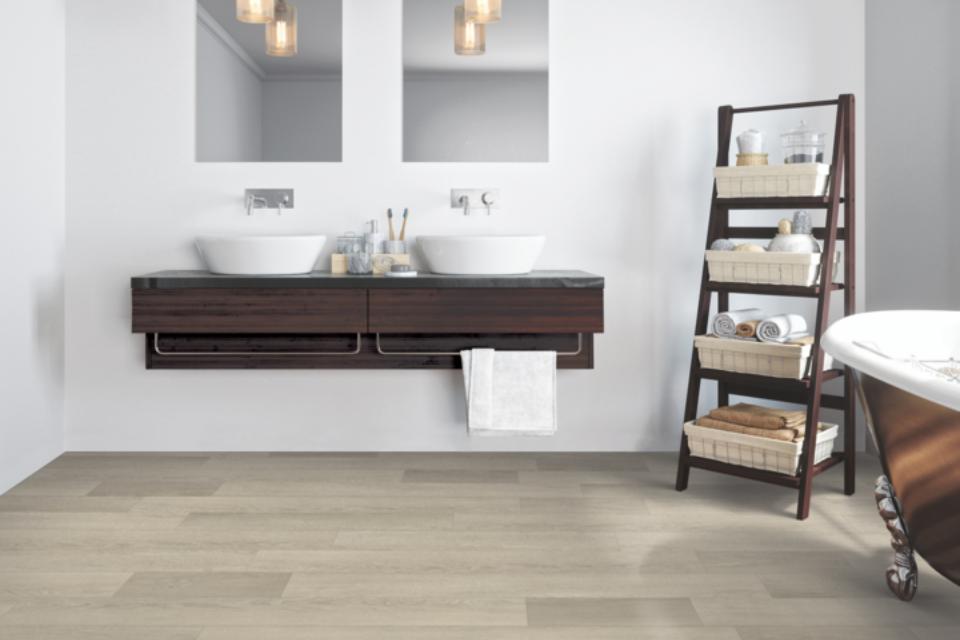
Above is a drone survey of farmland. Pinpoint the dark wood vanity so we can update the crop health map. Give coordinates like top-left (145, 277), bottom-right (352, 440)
top-left (130, 271), bottom-right (604, 369)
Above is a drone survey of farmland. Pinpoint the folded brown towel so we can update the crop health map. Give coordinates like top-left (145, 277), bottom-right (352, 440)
top-left (789, 335), bottom-right (815, 346)
top-left (708, 403), bottom-right (807, 431)
top-left (695, 416), bottom-right (799, 442)
top-left (735, 320), bottom-right (760, 339)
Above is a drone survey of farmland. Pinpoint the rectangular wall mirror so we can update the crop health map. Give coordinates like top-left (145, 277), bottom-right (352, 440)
top-left (196, 0), bottom-right (342, 162)
top-left (403, 0), bottom-right (549, 162)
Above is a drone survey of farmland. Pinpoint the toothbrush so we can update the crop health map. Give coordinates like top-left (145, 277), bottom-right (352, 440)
top-left (399, 208), bottom-right (409, 241)
top-left (387, 208), bottom-right (396, 241)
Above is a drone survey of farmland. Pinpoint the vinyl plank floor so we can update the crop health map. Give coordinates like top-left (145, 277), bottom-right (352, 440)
top-left (113, 572), bottom-right (292, 599)
top-left (0, 451), bottom-right (956, 638)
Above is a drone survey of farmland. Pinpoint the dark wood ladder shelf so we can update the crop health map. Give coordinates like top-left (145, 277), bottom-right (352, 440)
top-left (675, 95), bottom-right (857, 520)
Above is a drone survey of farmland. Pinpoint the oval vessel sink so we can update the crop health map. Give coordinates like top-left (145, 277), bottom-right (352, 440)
top-left (197, 235), bottom-right (326, 275)
top-left (418, 235), bottom-right (545, 275)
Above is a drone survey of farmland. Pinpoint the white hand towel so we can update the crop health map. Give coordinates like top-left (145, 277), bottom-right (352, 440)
top-left (713, 308), bottom-right (765, 338)
top-left (757, 314), bottom-right (809, 343)
top-left (461, 349), bottom-right (557, 436)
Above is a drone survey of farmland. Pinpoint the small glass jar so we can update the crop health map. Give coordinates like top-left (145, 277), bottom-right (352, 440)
top-left (336, 233), bottom-right (363, 254)
top-left (347, 252), bottom-right (372, 275)
top-left (781, 121), bottom-right (826, 164)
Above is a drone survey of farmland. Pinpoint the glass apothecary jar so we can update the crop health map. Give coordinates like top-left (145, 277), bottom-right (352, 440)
top-left (781, 121), bottom-right (826, 164)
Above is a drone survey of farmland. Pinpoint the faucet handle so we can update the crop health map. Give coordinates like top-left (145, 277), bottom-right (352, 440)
top-left (481, 191), bottom-right (495, 215)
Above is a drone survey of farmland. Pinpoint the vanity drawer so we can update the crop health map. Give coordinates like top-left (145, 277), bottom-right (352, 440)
top-left (132, 288), bottom-right (367, 334)
top-left (369, 288), bottom-right (604, 334)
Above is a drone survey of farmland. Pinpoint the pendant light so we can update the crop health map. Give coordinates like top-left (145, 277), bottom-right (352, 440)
top-left (465, 0), bottom-right (501, 24)
top-left (236, 0), bottom-right (275, 24)
top-left (454, 5), bottom-right (485, 55)
top-left (266, 0), bottom-right (298, 57)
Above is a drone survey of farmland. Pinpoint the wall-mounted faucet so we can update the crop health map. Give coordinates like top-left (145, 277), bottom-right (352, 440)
top-left (451, 188), bottom-right (499, 216)
top-left (245, 188), bottom-right (294, 216)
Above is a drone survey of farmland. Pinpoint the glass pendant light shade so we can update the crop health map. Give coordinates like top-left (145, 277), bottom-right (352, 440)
top-left (455, 5), bottom-right (485, 55)
top-left (236, 0), bottom-right (275, 24)
top-left (266, 1), bottom-right (297, 57)
top-left (465, 0), bottom-right (502, 24)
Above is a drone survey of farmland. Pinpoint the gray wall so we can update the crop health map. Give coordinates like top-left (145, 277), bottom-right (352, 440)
top-left (196, 18), bottom-right (264, 162)
top-left (866, 0), bottom-right (960, 310)
top-left (404, 72), bottom-right (548, 162)
top-left (0, 0), bottom-right (66, 492)
top-left (263, 79), bottom-right (343, 162)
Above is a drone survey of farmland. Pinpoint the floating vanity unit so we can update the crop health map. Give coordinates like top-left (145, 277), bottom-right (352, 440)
top-left (130, 271), bottom-right (604, 369)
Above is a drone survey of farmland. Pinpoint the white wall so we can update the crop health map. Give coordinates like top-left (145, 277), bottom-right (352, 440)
top-left (404, 72), bottom-right (548, 162)
top-left (64, 0), bottom-right (865, 452)
top-left (866, 0), bottom-right (960, 309)
top-left (196, 17), bottom-right (263, 162)
top-left (0, 0), bottom-right (65, 491)
top-left (262, 78), bottom-right (343, 162)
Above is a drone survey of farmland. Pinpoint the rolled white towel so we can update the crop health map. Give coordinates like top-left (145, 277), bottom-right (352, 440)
top-left (757, 314), bottom-right (809, 343)
top-left (712, 308), bottom-right (765, 338)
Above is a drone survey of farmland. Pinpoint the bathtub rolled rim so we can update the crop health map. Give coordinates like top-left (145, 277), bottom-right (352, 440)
top-left (823, 310), bottom-right (960, 413)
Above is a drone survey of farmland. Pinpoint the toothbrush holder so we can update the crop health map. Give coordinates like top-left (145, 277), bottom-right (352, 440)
top-left (383, 240), bottom-right (407, 254)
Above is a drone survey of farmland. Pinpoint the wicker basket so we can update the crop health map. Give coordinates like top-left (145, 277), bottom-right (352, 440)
top-left (705, 250), bottom-right (826, 287)
top-left (694, 335), bottom-right (834, 379)
top-left (714, 163), bottom-right (830, 198)
top-left (684, 421), bottom-right (839, 475)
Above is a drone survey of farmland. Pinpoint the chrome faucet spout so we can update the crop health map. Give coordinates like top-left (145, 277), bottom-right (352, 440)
top-left (246, 195), bottom-right (268, 216)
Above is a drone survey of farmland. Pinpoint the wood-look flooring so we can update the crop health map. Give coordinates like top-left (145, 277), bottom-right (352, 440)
top-left (0, 452), bottom-right (958, 638)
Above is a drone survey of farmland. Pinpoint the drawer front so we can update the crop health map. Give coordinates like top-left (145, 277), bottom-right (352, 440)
top-left (369, 288), bottom-right (603, 334)
top-left (132, 288), bottom-right (367, 334)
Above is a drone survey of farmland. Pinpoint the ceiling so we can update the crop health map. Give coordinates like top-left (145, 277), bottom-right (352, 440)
top-left (198, 0), bottom-right (342, 77)
top-left (404, 0), bottom-right (549, 73)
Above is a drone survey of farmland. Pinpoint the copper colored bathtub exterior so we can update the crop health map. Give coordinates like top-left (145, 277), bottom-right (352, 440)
top-left (859, 373), bottom-right (960, 588)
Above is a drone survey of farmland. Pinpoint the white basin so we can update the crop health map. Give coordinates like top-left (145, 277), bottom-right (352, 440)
top-left (196, 235), bottom-right (326, 275)
top-left (418, 235), bottom-right (545, 275)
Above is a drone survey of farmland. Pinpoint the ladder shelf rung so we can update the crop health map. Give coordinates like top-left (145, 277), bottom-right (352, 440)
top-left (724, 226), bottom-right (847, 241)
top-left (705, 282), bottom-right (844, 297)
top-left (715, 196), bottom-right (843, 210)
top-left (697, 368), bottom-right (844, 389)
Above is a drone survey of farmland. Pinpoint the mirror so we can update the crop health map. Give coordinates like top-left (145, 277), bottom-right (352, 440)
top-left (196, 0), bottom-right (342, 162)
top-left (403, 0), bottom-right (549, 162)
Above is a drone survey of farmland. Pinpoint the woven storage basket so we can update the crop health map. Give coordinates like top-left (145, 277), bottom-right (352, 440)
top-left (694, 335), bottom-right (834, 379)
top-left (684, 421), bottom-right (839, 475)
top-left (714, 163), bottom-right (830, 198)
top-left (705, 250), bottom-right (824, 286)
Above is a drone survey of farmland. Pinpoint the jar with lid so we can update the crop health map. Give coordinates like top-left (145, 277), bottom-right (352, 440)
top-left (781, 120), bottom-right (826, 164)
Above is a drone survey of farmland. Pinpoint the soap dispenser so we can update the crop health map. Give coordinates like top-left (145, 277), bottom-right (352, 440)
top-left (364, 219), bottom-right (384, 255)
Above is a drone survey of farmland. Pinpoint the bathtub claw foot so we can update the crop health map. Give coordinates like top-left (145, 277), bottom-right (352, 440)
top-left (875, 475), bottom-right (918, 601)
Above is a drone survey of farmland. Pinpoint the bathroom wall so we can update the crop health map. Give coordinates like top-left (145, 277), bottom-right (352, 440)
top-left (64, 0), bottom-right (866, 452)
top-left (0, 0), bottom-right (66, 491)
top-left (197, 18), bottom-right (264, 161)
top-left (866, 0), bottom-right (960, 310)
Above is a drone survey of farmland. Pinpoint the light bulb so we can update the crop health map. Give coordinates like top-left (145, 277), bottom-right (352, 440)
top-left (465, 0), bottom-right (501, 24)
top-left (266, 0), bottom-right (297, 57)
top-left (236, 0), bottom-right (275, 24)
top-left (455, 5), bottom-right (485, 55)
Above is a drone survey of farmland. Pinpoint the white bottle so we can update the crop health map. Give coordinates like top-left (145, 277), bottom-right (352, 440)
top-left (364, 219), bottom-right (383, 255)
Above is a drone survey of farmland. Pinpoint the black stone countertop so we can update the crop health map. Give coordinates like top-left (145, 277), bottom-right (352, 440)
top-left (131, 270), bottom-right (604, 289)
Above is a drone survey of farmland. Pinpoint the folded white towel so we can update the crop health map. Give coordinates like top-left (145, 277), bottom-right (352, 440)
top-left (461, 349), bottom-right (557, 436)
top-left (758, 314), bottom-right (809, 343)
top-left (713, 308), bottom-right (765, 338)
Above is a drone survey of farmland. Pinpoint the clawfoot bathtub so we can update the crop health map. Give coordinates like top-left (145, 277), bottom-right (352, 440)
top-left (823, 311), bottom-right (960, 601)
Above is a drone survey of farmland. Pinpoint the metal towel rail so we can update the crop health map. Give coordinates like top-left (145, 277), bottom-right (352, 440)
top-left (152, 333), bottom-right (363, 357)
top-left (374, 333), bottom-right (583, 358)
